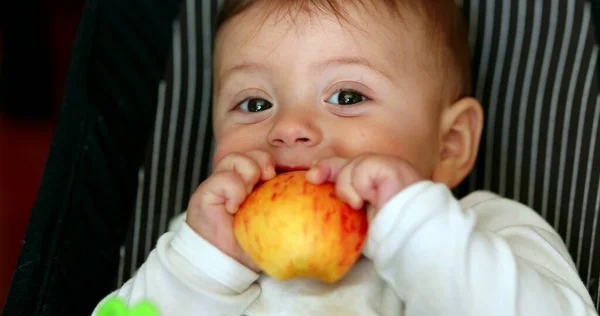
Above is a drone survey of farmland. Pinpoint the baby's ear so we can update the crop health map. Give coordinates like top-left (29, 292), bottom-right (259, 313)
top-left (432, 97), bottom-right (483, 188)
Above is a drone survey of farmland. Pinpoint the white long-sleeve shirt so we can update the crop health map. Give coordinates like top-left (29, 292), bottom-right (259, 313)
top-left (93, 181), bottom-right (598, 315)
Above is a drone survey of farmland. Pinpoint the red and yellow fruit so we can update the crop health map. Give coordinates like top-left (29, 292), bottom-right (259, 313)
top-left (233, 171), bottom-right (368, 283)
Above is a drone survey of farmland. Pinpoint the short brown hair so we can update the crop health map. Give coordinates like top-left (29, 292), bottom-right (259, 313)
top-left (215, 0), bottom-right (472, 101)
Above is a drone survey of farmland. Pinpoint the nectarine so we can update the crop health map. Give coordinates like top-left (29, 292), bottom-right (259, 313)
top-left (233, 171), bottom-right (368, 283)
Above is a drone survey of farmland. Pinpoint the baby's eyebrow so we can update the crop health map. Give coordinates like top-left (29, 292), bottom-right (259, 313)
top-left (311, 56), bottom-right (393, 82)
top-left (216, 62), bottom-right (270, 91)
top-left (221, 62), bottom-right (269, 79)
top-left (219, 56), bottom-right (392, 83)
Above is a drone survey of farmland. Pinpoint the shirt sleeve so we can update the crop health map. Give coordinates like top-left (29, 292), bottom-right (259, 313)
top-left (92, 221), bottom-right (261, 316)
top-left (363, 181), bottom-right (598, 316)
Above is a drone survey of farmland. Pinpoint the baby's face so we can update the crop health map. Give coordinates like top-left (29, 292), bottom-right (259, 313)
top-left (212, 3), bottom-right (445, 178)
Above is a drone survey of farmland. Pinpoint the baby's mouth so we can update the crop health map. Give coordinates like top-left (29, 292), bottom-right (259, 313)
top-left (275, 165), bottom-right (310, 175)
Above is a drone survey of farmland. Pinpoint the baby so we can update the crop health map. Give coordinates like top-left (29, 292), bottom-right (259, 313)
top-left (94, 0), bottom-right (597, 315)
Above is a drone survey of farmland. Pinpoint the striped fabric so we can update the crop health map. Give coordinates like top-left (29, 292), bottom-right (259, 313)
top-left (116, 0), bottom-right (217, 285)
top-left (456, 0), bottom-right (600, 306)
top-left (118, 0), bottom-right (600, 308)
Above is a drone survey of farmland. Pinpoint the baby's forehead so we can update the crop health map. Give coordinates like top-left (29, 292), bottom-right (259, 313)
top-left (214, 0), bottom-right (470, 104)
top-left (216, 1), bottom-right (423, 41)
top-left (213, 4), bottom-right (427, 74)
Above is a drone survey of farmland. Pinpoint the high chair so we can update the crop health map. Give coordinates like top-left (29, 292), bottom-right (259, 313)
top-left (4, 0), bottom-right (600, 314)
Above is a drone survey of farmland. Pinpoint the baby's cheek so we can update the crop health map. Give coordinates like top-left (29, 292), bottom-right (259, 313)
top-left (211, 145), bottom-right (228, 167)
top-left (212, 137), bottom-right (268, 168)
top-left (339, 131), bottom-right (437, 179)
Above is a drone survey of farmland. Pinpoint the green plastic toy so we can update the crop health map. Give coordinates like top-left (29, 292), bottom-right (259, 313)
top-left (97, 297), bottom-right (160, 316)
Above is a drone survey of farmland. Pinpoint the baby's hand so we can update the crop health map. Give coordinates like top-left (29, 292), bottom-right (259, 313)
top-left (306, 154), bottom-right (424, 218)
top-left (186, 150), bottom-right (276, 272)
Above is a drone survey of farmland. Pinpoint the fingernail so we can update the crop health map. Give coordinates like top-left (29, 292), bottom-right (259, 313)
top-left (265, 166), bottom-right (275, 179)
top-left (352, 195), bottom-right (364, 210)
top-left (305, 169), bottom-right (316, 181)
top-left (309, 160), bottom-right (321, 173)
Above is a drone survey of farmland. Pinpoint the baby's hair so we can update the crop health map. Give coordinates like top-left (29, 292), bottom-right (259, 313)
top-left (216, 0), bottom-right (472, 103)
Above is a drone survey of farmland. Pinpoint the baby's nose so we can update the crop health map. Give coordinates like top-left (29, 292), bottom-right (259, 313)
top-left (267, 112), bottom-right (322, 148)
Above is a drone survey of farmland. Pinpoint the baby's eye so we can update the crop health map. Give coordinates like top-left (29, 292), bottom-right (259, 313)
top-left (239, 98), bottom-right (273, 112)
top-left (327, 90), bottom-right (366, 106)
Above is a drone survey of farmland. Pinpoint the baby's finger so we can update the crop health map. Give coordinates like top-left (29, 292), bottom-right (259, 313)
top-left (243, 150), bottom-right (276, 181)
top-left (213, 152), bottom-right (263, 193)
top-left (335, 160), bottom-right (365, 210)
top-left (351, 156), bottom-right (420, 210)
top-left (306, 156), bottom-right (350, 184)
top-left (350, 159), bottom-right (393, 210)
top-left (193, 170), bottom-right (248, 214)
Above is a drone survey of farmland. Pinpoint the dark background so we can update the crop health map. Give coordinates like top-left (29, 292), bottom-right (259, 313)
top-left (0, 0), bottom-right (85, 310)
